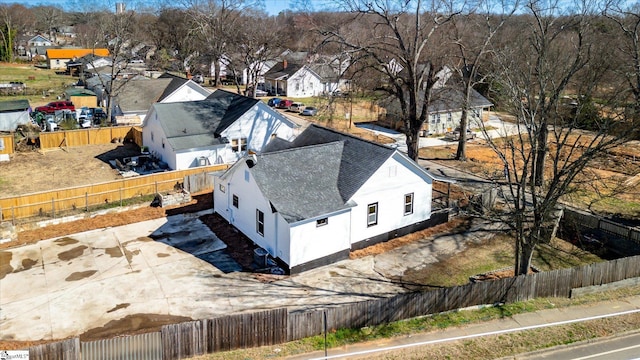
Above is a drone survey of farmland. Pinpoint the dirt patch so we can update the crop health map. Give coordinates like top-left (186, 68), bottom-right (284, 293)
top-left (19, 258), bottom-right (38, 272)
top-left (198, 212), bottom-right (259, 271)
top-left (65, 270), bottom-right (97, 281)
top-left (0, 143), bottom-right (142, 197)
top-left (58, 245), bottom-right (87, 261)
top-left (470, 267), bottom-right (538, 282)
top-left (105, 246), bottom-right (123, 257)
top-left (0, 250), bottom-right (13, 279)
top-left (349, 218), bottom-right (470, 259)
top-left (0, 192), bottom-right (213, 250)
top-left (107, 303), bottom-right (130, 313)
top-left (79, 313), bottom-right (193, 342)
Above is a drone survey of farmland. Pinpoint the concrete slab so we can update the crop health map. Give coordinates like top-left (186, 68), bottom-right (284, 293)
top-left (0, 212), bottom-right (514, 342)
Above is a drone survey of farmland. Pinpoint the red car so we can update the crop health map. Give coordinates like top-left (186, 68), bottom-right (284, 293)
top-left (35, 101), bottom-right (75, 114)
top-left (276, 99), bottom-right (293, 109)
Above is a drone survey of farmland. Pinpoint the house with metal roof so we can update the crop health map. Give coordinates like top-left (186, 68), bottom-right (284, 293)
top-left (142, 89), bottom-right (299, 170)
top-left (213, 124), bottom-right (447, 274)
top-left (0, 99), bottom-right (31, 132)
top-left (46, 48), bottom-right (110, 70)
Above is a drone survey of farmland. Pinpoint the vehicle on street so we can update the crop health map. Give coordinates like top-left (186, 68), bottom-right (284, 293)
top-left (444, 128), bottom-right (476, 141)
top-left (92, 108), bottom-right (107, 124)
top-left (288, 102), bottom-right (305, 112)
top-left (35, 101), bottom-right (75, 114)
top-left (276, 99), bottom-right (294, 109)
top-left (301, 106), bottom-right (318, 116)
top-left (267, 98), bottom-right (282, 107)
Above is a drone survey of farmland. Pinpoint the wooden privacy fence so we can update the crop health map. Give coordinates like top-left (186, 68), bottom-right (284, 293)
top-left (0, 164), bottom-right (227, 223)
top-left (25, 255), bottom-right (640, 359)
top-left (0, 133), bottom-right (14, 155)
top-left (39, 126), bottom-right (143, 149)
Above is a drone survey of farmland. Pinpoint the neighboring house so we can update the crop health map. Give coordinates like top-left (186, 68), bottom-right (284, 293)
top-left (28, 35), bottom-right (53, 47)
top-left (213, 124), bottom-right (448, 274)
top-left (263, 60), bottom-right (324, 98)
top-left (379, 86), bottom-right (493, 135)
top-left (46, 48), bottom-right (110, 70)
top-left (66, 54), bottom-right (113, 77)
top-left (111, 74), bottom-right (212, 125)
top-left (0, 100), bottom-right (31, 132)
top-left (142, 89), bottom-right (298, 170)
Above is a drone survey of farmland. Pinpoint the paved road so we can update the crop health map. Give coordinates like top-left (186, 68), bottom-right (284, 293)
top-left (517, 332), bottom-right (640, 360)
top-left (285, 296), bottom-right (640, 360)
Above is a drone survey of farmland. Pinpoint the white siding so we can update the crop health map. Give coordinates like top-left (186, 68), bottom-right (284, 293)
top-left (142, 108), bottom-right (177, 169)
top-left (160, 83), bottom-right (211, 103)
top-left (213, 161), bottom-right (279, 257)
top-left (220, 103), bottom-right (296, 153)
top-left (349, 153), bottom-right (433, 244)
top-left (286, 68), bottom-right (323, 98)
top-left (288, 210), bottom-right (352, 267)
top-left (175, 148), bottom-right (220, 169)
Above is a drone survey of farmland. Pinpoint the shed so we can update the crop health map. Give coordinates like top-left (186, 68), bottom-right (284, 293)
top-left (65, 87), bottom-right (98, 108)
top-left (0, 99), bottom-right (31, 132)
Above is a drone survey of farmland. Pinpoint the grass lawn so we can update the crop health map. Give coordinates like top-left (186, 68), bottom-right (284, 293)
top-left (0, 62), bottom-right (78, 107)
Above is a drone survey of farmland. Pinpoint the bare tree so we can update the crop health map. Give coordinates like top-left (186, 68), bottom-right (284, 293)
top-left (225, 11), bottom-right (285, 97)
top-left (323, 0), bottom-right (459, 160)
top-left (604, 1), bottom-right (640, 117)
top-left (32, 5), bottom-right (64, 42)
top-left (186, 0), bottom-right (255, 86)
top-left (90, 9), bottom-right (144, 123)
top-left (450, 2), bottom-right (516, 161)
top-left (486, 0), bottom-right (638, 276)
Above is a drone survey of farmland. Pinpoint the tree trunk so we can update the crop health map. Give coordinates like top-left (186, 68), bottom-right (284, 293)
top-left (455, 108), bottom-right (469, 161)
top-left (406, 126), bottom-right (420, 160)
top-left (516, 241), bottom-right (535, 276)
top-left (533, 123), bottom-right (548, 186)
top-left (213, 60), bottom-right (221, 87)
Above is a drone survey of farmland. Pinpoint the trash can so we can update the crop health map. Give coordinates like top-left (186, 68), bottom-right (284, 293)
top-left (253, 248), bottom-right (269, 267)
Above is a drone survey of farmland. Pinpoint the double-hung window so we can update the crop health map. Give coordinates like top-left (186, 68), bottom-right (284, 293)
top-left (404, 193), bottom-right (414, 215)
top-left (256, 209), bottom-right (264, 236)
top-left (367, 203), bottom-right (378, 227)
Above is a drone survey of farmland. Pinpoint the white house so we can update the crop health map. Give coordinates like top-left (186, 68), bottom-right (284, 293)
top-left (112, 74), bottom-right (211, 125)
top-left (142, 89), bottom-right (299, 170)
top-left (213, 125), bottom-right (448, 274)
top-left (263, 60), bottom-right (324, 98)
top-left (27, 35), bottom-right (53, 47)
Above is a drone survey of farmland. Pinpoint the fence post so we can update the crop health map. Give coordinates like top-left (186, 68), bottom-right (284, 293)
top-left (155, 181), bottom-right (158, 194)
top-left (11, 206), bottom-right (14, 225)
top-left (52, 198), bottom-right (55, 218)
top-left (85, 192), bottom-right (88, 212)
top-left (120, 188), bottom-right (123, 208)
top-left (0, 206), bottom-right (2, 222)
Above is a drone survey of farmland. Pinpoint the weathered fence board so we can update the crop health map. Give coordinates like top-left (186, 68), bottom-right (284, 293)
top-left (29, 338), bottom-right (79, 360)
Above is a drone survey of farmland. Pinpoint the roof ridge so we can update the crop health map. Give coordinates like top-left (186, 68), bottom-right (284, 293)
top-left (259, 140), bottom-right (344, 156)
top-left (309, 124), bottom-right (396, 151)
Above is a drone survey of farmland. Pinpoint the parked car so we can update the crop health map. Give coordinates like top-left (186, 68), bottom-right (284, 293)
top-left (267, 98), bottom-right (282, 107)
top-left (276, 99), bottom-right (294, 109)
top-left (301, 106), bottom-right (318, 116)
top-left (35, 101), bottom-right (75, 114)
top-left (288, 102), bottom-right (305, 112)
top-left (78, 107), bottom-right (93, 128)
top-left (444, 128), bottom-right (476, 141)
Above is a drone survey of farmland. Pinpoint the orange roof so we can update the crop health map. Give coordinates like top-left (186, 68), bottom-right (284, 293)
top-left (46, 48), bottom-right (110, 59)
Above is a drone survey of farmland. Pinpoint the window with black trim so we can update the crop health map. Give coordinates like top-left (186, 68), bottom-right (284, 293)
top-left (219, 184), bottom-right (225, 193)
top-left (316, 218), bottom-right (328, 227)
top-left (232, 194), bottom-right (238, 208)
top-left (256, 209), bottom-right (264, 236)
top-left (404, 193), bottom-right (414, 215)
top-left (367, 203), bottom-right (378, 227)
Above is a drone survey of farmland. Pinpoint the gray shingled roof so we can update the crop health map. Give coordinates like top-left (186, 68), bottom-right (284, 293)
top-left (153, 89), bottom-right (259, 151)
top-left (429, 87), bottom-right (493, 113)
top-left (113, 78), bottom-right (174, 112)
top-left (251, 142), bottom-right (353, 223)
top-left (263, 124), bottom-right (396, 207)
top-left (263, 62), bottom-right (304, 80)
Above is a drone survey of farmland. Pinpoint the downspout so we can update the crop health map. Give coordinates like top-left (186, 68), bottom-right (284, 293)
top-left (273, 211), bottom-right (278, 259)
top-left (227, 182), bottom-right (233, 224)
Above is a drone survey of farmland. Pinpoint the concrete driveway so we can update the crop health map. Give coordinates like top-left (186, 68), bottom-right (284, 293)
top-left (4, 211), bottom-right (483, 342)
